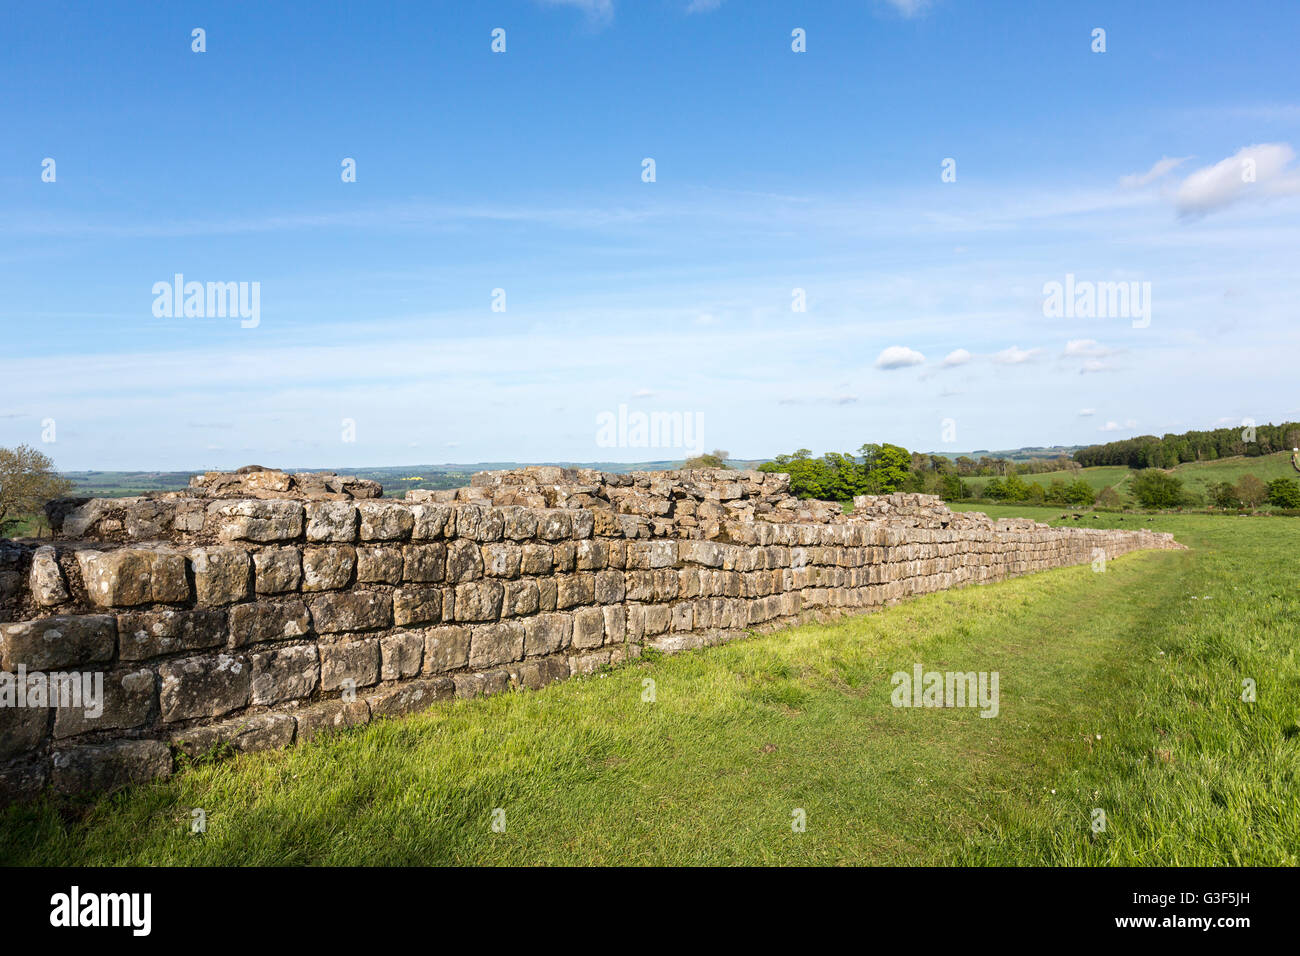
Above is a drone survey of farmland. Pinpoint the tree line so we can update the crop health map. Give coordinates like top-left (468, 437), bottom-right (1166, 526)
top-left (1073, 422), bottom-right (1300, 469)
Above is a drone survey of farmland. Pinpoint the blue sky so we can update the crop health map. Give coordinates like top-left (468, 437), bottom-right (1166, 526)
top-left (2, 0), bottom-right (1299, 471)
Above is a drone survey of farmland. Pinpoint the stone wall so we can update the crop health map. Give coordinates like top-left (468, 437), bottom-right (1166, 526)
top-left (0, 467), bottom-right (1182, 801)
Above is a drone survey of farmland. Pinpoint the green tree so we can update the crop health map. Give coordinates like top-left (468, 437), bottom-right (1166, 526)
top-left (1207, 481), bottom-right (1241, 509)
top-left (1236, 474), bottom-right (1267, 508)
top-left (1131, 469), bottom-right (1185, 509)
top-left (1266, 478), bottom-right (1300, 509)
top-left (0, 445), bottom-right (75, 537)
top-left (1064, 479), bottom-right (1097, 507)
top-left (1095, 486), bottom-right (1122, 509)
top-left (683, 449), bottom-right (730, 470)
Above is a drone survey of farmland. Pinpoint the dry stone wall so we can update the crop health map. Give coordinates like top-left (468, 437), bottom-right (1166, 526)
top-left (0, 467), bottom-right (1181, 801)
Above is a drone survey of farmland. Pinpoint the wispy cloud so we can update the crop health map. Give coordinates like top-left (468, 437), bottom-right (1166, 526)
top-left (1120, 156), bottom-right (1189, 188)
top-left (993, 346), bottom-right (1043, 365)
top-left (537, 0), bottom-right (614, 24)
top-left (882, 0), bottom-right (931, 17)
top-left (1176, 143), bottom-right (1300, 217)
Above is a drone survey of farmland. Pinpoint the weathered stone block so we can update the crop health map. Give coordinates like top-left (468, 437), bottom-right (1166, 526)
top-left (302, 546), bottom-right (356, 591)
top-left (356, 546), bottom-right (404, 584)
top-left (521, 543), bottom-right (553, 575)
top-left (159, 654), bottom-right (251, 722)
top-left (358, 501), bottom-right (414, 541)
top-left (295, 698), bottom-right (370, 741)
top-left (507, 657), bottom-right (570, 691)
top-left (393, 586), bottom-right (443, 626)
top-left (454, 580), bottom-right (503, 622)
top-left (502, 579), bottom-right (539, 617)
top-left (402, 544), bottom-right (446, 583)
top-left (51, 740), bottom-right (172, 795)
top-left (117, 608), bottom-right (225, 661)
top-left (523, 612), bottom-right (572, 657)
top-left (453, 669), bottom-right (510, 699)
top-left (189, 546), bottom-right (252, 605)
top-left (537, 510), bottom-right (572, 540)
top-left (571, 606), bottom-right (605, 650)
top-left (555, 573), bottom-right (595, 609)
top-left (366, 677), bottom-right (454, 718)
top-left (305, 501), bottom-right (358, 542)
top-left (0, 684), bottom-right (49, 758)
top-left (309, 591), bottom-right (392, 633)
top-left (603, 604), bottom-right (627, 644)
top-left (422, 625), bottom-right (470, 673)
top-left (482, 542), bottom-right (521, 578)
top-left (502, 507), bottom-right (538, 540)
top-left (409, 504), bottom-right (452, 540)
top-left (250, 644), bottom-right (319, 705)
top-left (453, 505), bottom-right (504, 542)
top-left (445, 539), bottom-right (483, 583)
top-left (172, 713), bottom-right (296, 757)
top-left (380, 631), bottom-right (424, 680)
top-left (594, 569), bottom-right (625, 603)
top-left (211, 499), bottom-right (304, 542)
top-left (1, 614), bottom-right (115, 671)
top-left (254, 547), bottom-right (302, 594)
top-left (30, 546), bottom-right (68, 606)
top-left (53, 668), bottom-right (154, 739)
top-left (77, 549), bottom-right (190, 607)
top-left (228, 598), bottom-right (312, 647)
top-left (468, 620), bottom-right (525, 668)
top-left (320, 639), bottom-right (380, 691)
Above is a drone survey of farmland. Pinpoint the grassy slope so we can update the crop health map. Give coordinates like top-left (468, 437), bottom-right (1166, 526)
top-left (962, 451), bottom-right (1297, 503)
top-left (963, 465), bottom-right (1130, 497)
top-left (3, 511), bottom-right (1296, 865)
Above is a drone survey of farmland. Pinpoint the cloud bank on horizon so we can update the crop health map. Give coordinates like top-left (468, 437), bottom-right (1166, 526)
top-left (2, 0), bottom-right (1298, 470)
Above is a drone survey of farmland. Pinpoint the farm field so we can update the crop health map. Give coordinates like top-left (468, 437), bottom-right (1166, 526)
top-left (4, 510), bottom-right (1295, 866)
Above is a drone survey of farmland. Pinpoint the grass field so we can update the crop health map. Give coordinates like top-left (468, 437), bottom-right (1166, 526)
top-left (962, 465), bottom-right (1130, 497)
top-left (4, 508), bottom-right (1296, 866)
top-left (960, 451), bottom-right (1298, 505)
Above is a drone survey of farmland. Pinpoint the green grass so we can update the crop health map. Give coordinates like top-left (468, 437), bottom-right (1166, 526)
top-left (3, 512), bottom-right (1297, 865)
top-left (961, 452), bottom-right (1298, 505)
top-left (963, 465), bottom-right (1130, 497)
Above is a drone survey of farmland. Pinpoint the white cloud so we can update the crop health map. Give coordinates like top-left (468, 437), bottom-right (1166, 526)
top-left (1099, 419), bottom-right (1138, 432)
top-left (1120, 156), bottom-right (1188, 188)
top-left (883, 0), bottom-right (930, 16)
top-left (1078, 360), bottom-right (1114, 374)
top-left (1176, 143), bottom-right (1300, 217)
top-left (1063, 339), bottom-right (1118, 358)
top-left (992, 345), bottom-right (1043, 365)
top-left (1078, 409), bottom-right (1095, 417)
top-left (939, 348), bottom-right (971, 368)
top-left (537, 0), bottom-right (615, 24)
top-left (875, 345), bottom-right (926, 369)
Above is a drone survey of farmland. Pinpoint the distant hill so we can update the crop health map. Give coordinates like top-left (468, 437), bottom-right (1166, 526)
top-left (927, 446), bottom-right (1086, 463)
top-left (61, 459), bottom-right (774, 499)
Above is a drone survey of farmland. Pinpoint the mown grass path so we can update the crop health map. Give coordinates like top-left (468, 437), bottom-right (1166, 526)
top-left (3, 512), bottom-right (1296, 865)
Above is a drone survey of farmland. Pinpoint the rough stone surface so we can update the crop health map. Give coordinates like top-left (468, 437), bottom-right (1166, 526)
top-left (159, 654), bottom-right (251, 722)
top-left (1, 614), bottom-right (116, 671)
top-left (51, 740), bottom-right (172, 795)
